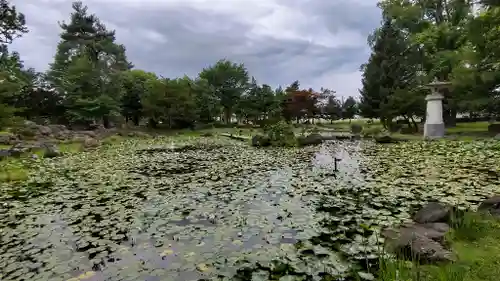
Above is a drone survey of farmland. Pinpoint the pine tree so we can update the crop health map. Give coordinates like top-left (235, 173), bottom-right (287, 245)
top-left (359, 18), bottom-right (419, 127)
top-left (47, 1), bottom-right (132, 127)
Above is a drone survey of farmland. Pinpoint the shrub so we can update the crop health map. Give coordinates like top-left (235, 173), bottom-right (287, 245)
top-left (351, 124), bottom-right (363, 134)
top-left (264, 121), bottom-right (296, 147)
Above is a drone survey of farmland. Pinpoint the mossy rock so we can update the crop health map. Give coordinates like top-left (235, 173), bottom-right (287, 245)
top-left (251, 135), bottom-right (271, 147)
top-left (297, 133), bottom-right (323, 147)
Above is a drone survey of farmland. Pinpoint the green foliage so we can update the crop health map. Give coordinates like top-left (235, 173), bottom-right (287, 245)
top-left (0, 0), bottom-right (28, 44)
top-left (264, 121), bottom-right (297, 147)
top-left (47, 1), bottom-right (130, 127)
top-left (199, 59), bottom-right (250, 124)
top-left (342, 96), bottom-right (358, 119)
top-left (359, 17), bottom-right (423, 127)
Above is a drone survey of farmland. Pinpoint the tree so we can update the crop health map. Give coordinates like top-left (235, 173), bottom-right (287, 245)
top-left (324, 95), bottom-right (341, 123)
top-left (379, 0), bottom-right (472, 126)
top-left (141, 76), bottom-right (197, 129)
top-left (282, 86), bottom-right (320, 123)
top-left (0, 0), bottom-right (29, 127)
top-left (191, 78), bottom-right (219, 123)
top-left (47, 1), bottom-right (132, 127)
top-left (0, 0), bottom-right (28, 44)
top-left (121, 69), bottom-right (157, 125)
top-left (342, 96), bottom-right (358, 120)
top-left (359, 18), bottom-right (420, 128)
top-left (198, 59), bottom-right (249, 124)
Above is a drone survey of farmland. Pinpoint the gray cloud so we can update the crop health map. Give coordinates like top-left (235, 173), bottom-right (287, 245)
top-left (10, 0), bottom-right (380, 97)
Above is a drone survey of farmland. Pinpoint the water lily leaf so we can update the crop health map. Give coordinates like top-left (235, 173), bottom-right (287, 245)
top-left (160, 249), bottom-right (174, 256)
top-left (196, 263), bottom-right (210, 272)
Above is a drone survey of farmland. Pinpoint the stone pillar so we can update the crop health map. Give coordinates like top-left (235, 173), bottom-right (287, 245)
top-left (424, 92), bottom-right (445, 139)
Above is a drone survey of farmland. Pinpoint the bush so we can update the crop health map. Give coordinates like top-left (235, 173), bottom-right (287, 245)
top-left (264, 121), bottom-right (296, 147)
top-left (350, 124), bottom-right (363, 134)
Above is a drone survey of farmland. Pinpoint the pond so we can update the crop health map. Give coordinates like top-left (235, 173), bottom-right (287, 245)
top-left (1, 137), bottom-right (500, 281)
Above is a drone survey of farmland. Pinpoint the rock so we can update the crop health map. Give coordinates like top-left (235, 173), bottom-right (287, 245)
top-left (374, 134), bottom-right (395, 144)
top-left (83, 137), bottom-right (100, 149)
top-left (488, 123), bottom-right (500, 134)
top-left (350, 124), bottom-right (363, 134)
top-left (23, 120), bottom-right (37, 128)
top-left (495, 134), bottom-right (500, 140)
top-left (0, 133), bottom-right (18, 145)
top-left (383, 222), bottom-right (455, 263)
top-left (297, 133), bottom-right (323, 146)
top-left (48, 124), bottom-right (67, 134)
top-left (38, 126), bottom-right (52, 136)
top-left (81, 131), bottom-right (98, 138)
top-left (478, 195), bottom-right (500, 216)
top-left (43, 144), bottom-right (61, 158)
top-left (88, 123), bottom-right (105, 131)
top-left (0, 149), bottom-right (11, 160)
top-left (414, 202), bottom-right (451, 224)
top-left (251, 135), bottom-right (271, 147)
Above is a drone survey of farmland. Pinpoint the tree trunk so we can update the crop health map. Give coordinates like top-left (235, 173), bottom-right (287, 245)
top-left (410, 116), bottom-right (418, 133)
top-left (224, 108), bottom-right (231, 124)
top-left (148, 118), bottom-right (157, 128)
top-left (103, 115), bottom-right (110, 129)
top-left (132, 115), bottom-right (139, 126)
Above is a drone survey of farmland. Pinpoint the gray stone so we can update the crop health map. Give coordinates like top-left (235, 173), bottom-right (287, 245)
top-left (374, 134), bottom-right (395, 144)
top-left (488, 124), bottom-right (500, 134)
top-left (43, 145), bottom-right (61, 158)
top-left (478, 195), bottom-right (500, 216)
top-left (0, 133), bottom-right (17, 145)
top-left (38, 126), bottom-right (52, 136)
top-left (251, 135), bottom-right (270, 147)
top-left (382, 222), bottom-right (454, 263)
top-left (297, 133), bottom-right (323, 146)
top-left (413, 202), bottom-right (451, 223)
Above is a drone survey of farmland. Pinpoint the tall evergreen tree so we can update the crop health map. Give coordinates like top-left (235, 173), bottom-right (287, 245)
top-left (359, 18), bottom-right (420, 128)
top-left (47, 1), bottom-right (132, 127)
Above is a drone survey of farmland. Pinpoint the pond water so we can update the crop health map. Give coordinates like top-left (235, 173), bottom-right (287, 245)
top-left (1, 137), bottom-right (500, 281)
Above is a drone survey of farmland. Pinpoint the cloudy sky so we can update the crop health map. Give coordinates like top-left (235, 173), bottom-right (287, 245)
top-left (10, 0), bottom-right (381, 97)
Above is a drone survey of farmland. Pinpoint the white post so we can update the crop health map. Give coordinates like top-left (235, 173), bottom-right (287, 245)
top-left (423, 90), bottom-right (445, 139)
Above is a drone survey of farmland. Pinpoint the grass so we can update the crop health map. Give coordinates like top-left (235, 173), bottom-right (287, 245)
top-left (377, 212), bottom-right (500, 281)
top-left (445, 122), bottom-right (489, 134)
top-left (0, 135), bottom-right (134, 183)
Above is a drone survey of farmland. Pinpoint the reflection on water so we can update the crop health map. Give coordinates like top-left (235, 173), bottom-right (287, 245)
top-left (1, 139), bottom-right (377, 281)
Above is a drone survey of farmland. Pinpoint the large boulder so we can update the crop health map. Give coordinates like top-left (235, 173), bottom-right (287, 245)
top-left (83, 137), bottom-right (100, 149)
top-left (251, 135), bottom-right (271, 147)
top-left (0, 133), bottom-right (18, 145)
top-left (413, 202), bottom-right (452, 224)
top-left (38, 125), bottom-right (52, 136)
top-left (297, 133), bottom-right (323, 146)
top-left (383, 222), bottom-right (455, 263)
top-left (43, 143), bottom-right (62, 158)
top-left (374, 134), bottom-right (396, 144)
top-left (488, 123), bottom-right (500, 134)
top-left (478, 195), bottom-right (500, 217)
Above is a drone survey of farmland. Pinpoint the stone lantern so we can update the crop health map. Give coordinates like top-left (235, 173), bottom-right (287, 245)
top-left (424, 79), bottom-right (451, 139)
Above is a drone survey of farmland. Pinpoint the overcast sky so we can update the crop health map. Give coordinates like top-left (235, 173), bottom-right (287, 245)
top-left (10, 0), bottom-right (381, 97)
